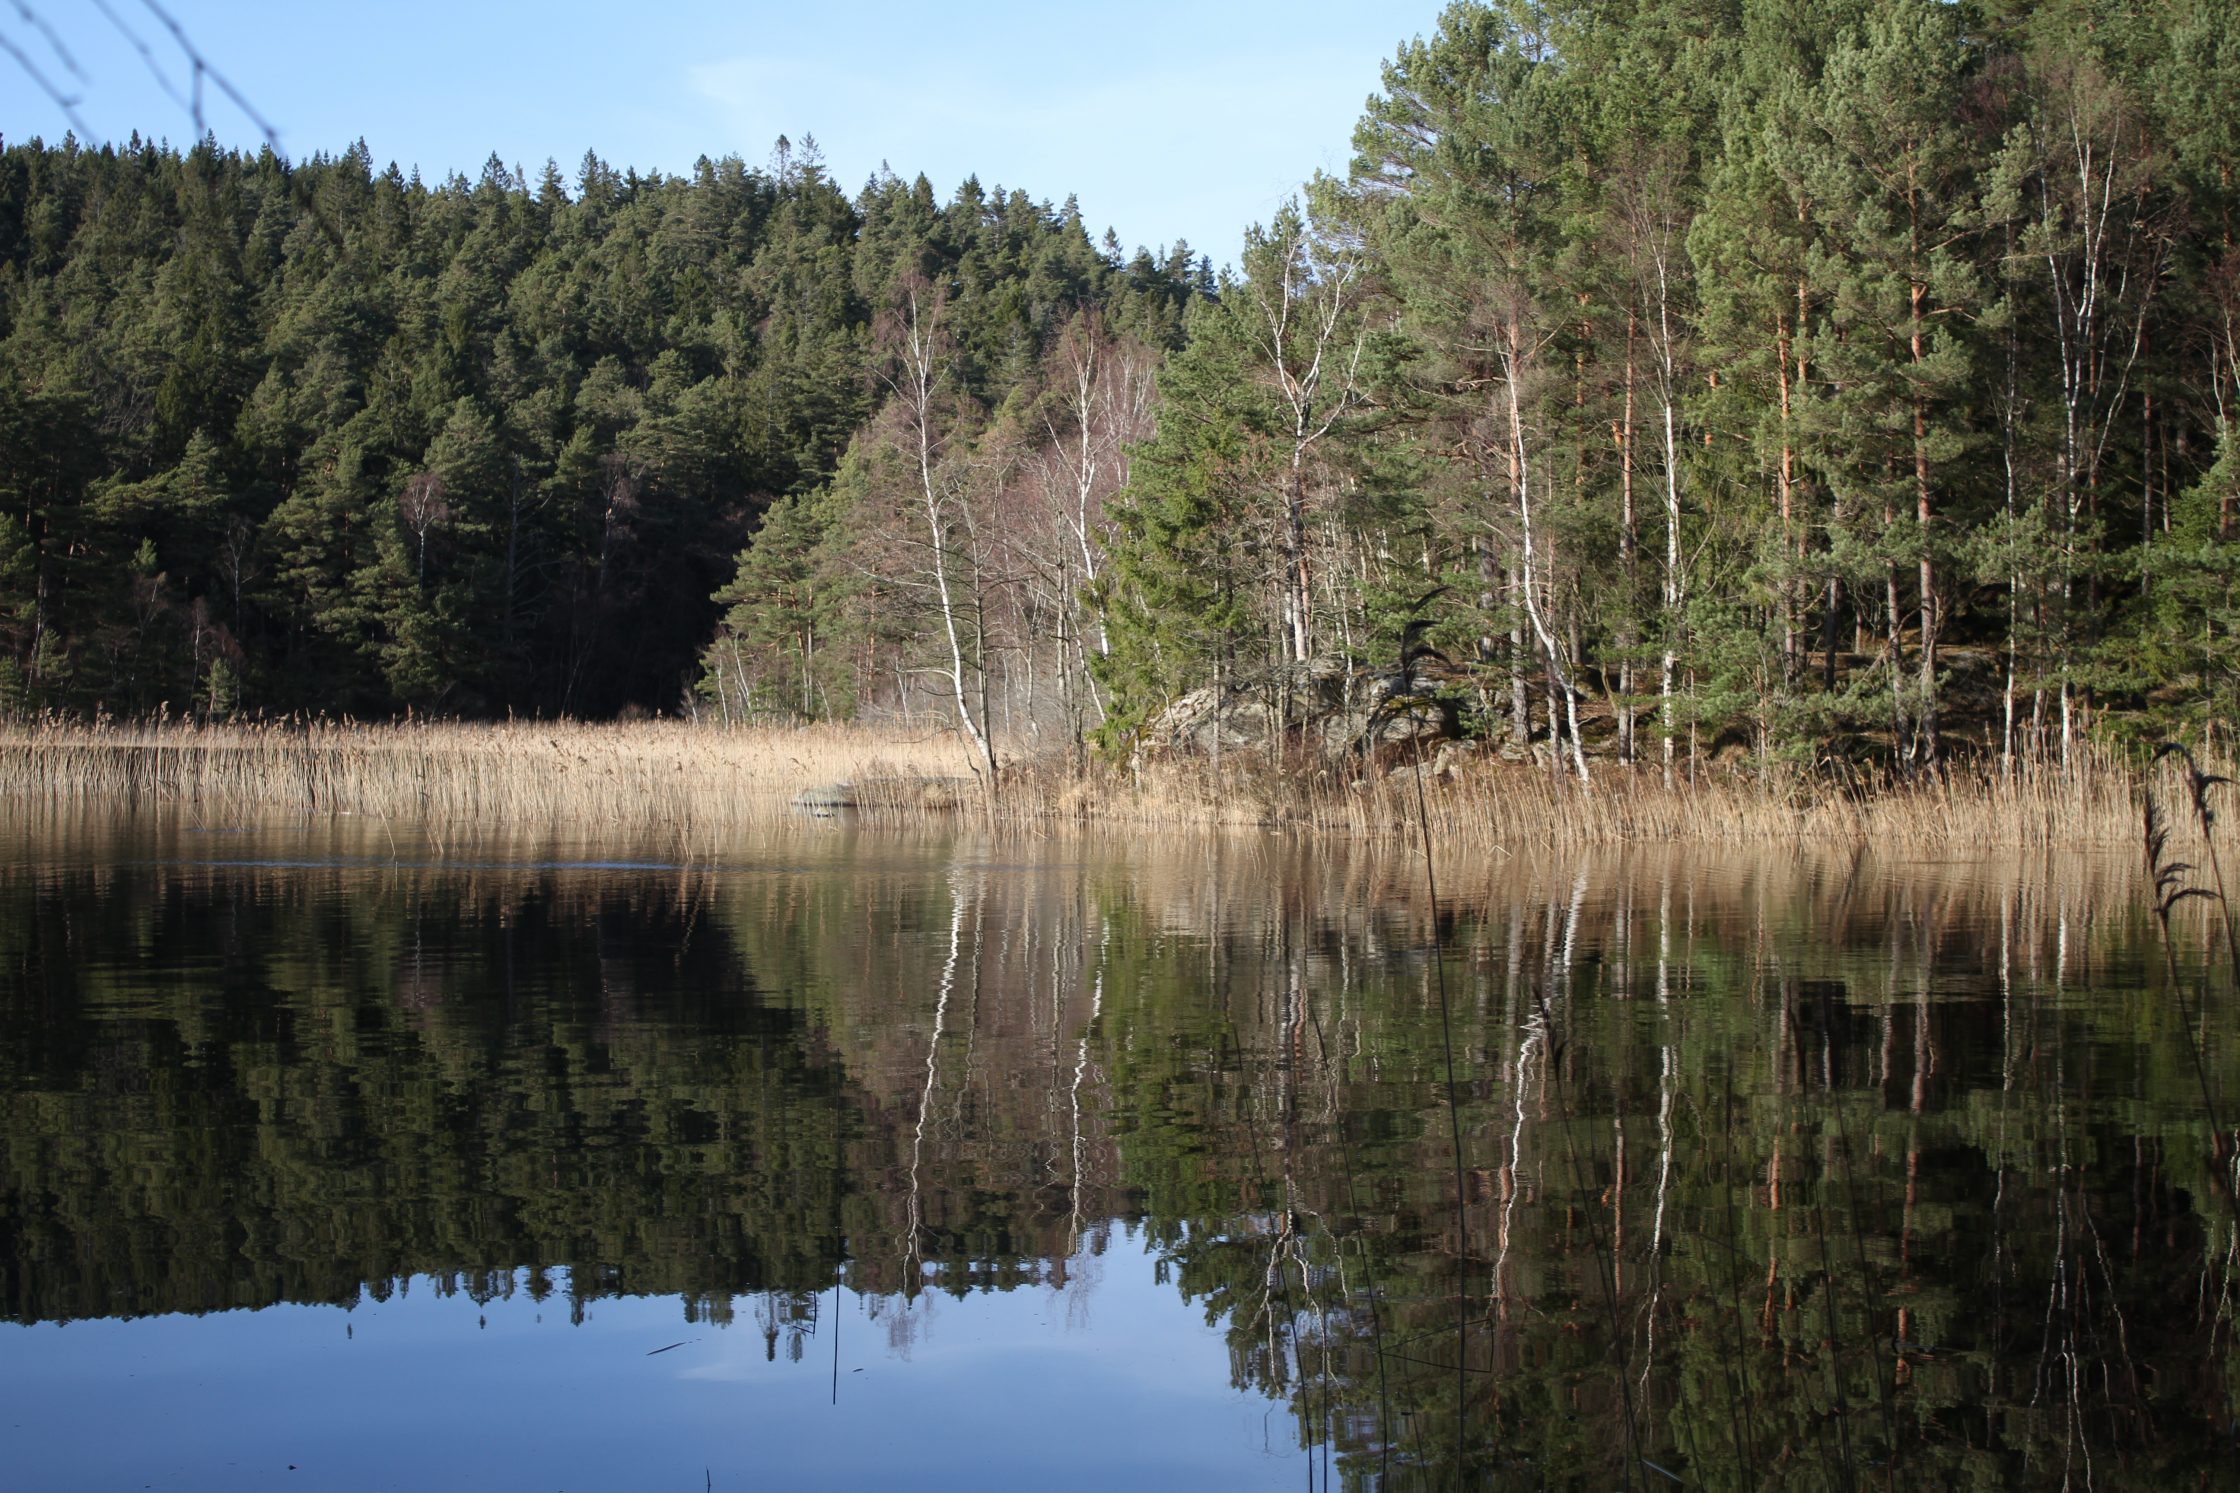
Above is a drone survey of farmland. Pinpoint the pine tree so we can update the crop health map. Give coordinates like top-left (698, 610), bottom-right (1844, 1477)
top-left (1092, 297), bottom-right (1262, 754)
top-left (1775, 0), bottom-right (1986, 771)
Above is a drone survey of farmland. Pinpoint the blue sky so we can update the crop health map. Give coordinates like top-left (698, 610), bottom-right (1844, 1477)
top-left (1, 0), bottom-right (1444, 268)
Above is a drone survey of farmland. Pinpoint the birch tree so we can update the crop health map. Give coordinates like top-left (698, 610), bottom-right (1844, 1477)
top-left (2002, 42), bottom-right (2172, 764)
top-left (1236, 199), bottom-right (1371, 667)
top-left (877, 276), bottom-right (1001, 793)
top-left (1023, 310), bottom-right (1158, 729)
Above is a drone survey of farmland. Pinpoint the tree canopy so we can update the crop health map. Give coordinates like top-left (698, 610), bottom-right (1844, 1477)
top-left (7, 0), bottom-right (2240, 774)
top-left (0, 134), bottom-right (1200, 718)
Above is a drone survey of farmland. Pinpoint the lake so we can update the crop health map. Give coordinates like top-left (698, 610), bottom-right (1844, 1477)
top-left (2, 814), bottom-right (2234, 1489)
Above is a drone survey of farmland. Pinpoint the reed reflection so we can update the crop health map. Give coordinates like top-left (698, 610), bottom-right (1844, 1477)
top-left (0, 831), bottom-right (2231, 1487)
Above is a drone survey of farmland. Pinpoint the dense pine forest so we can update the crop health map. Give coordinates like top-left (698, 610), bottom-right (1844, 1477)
top-left (4, 0), bottom-right (2238, 777)
top-left (0, 133), bottom-right (1205, 720)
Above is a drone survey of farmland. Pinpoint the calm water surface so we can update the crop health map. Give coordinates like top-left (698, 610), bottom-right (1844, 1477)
top-left (2, 815), bottom-right (2235, 1489)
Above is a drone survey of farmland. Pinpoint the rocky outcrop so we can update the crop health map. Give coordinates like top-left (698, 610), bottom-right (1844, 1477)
top-left (791, 775), bottom-right (979, 816)
top-left (1133, 658), bottom-right (1461, 768)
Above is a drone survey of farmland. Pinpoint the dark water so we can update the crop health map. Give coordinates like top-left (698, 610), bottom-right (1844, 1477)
top-left (2, 816), bottom-right (2236, 1489)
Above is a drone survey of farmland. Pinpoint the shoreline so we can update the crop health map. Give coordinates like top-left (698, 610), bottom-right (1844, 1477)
top-left (0, 720), bottom-right (2175, 850)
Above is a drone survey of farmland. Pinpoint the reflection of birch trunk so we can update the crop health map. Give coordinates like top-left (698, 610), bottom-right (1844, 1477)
top-left (1495, 1017), bottom-right (1543, 1318)
top-left (1642, 1043), bottom-right (1674, 1402)
top-left (904, 879), bottom-right (964, 1282)
top-left (1562, 867), bottom-right (1588, 971)
top-left (1067, 960), bottom-right (1103, 1260)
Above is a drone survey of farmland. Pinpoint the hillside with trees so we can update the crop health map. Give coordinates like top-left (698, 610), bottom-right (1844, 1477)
top-left (5, 0), bottom-right (2238, 779)
top-left (0, 133), bottom-right (1202, 719)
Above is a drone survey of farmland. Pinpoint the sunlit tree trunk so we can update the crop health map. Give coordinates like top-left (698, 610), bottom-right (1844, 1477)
top-left (1501, 323), bottom-right (1591, 787)
top-left (1241, 206), bottom-right (1368, 666)
top-left (886, 281), bottom-right (1000, 797)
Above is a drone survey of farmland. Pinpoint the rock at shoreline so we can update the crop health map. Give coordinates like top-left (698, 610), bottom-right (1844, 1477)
top-left (793, 776), bottom-right (979, 816)
top-left (1135, 659), bottom-right (1459, 768)
top-left (793, 784), bottom-right (857, 815)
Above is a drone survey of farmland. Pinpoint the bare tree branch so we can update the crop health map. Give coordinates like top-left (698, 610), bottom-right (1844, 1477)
top-left (131, 0), bottom-right (285, 153)
top-left (7, 0), bottom-right (289, 159)
top-left (0, 2), bottom-right (92, 139)
top-left (7, 0), bottom-right (81, 78)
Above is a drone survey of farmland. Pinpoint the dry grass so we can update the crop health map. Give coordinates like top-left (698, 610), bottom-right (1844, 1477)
top-left (0, 719), bottom-right (978, 839)
top-left (0, 719), bottom-right (2185, 849)
top-left (1331, 741), bottom-right (2148, 850)
top-left (998, 737), bottom-right (2162, 850)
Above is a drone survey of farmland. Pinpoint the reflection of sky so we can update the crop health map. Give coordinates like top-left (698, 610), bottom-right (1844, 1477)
top-left (1, 1227), bottom-right (1300, 1492)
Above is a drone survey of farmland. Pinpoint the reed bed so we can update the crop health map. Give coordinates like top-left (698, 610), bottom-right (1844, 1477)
top-left (1000, 737), bottom-right (2158, 850)
top-left (0, 719), bottom-right (977, 836)
top-left (0, 719), bottom-right (2182, 848)
top-left (1363, 741), bottom-right (2147, 849)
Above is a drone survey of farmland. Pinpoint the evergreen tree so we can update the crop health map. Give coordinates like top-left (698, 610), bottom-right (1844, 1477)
top-left (1093, 297), bottom-right (1264, 752)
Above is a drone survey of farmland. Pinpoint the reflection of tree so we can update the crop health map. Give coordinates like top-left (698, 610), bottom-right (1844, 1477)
top-left (0, 858), bottom-right (858, 1322)
top-left (1089, 850), bottom-right (2240, 1487)
top-left (1, 837), bottom-right (2237, 1484)
top-left (748, 1288), bottom-right (815, 1363)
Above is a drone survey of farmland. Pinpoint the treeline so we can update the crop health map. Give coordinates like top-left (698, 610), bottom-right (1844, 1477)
top-left (6, 0), bottom-right (2238, 777)
top-left (1071, 0), bottom-right (2240, 779)
top-left (0, 131), bottom-right (1202, 717)
top-left (702, 0), bottom-right (2240, 779)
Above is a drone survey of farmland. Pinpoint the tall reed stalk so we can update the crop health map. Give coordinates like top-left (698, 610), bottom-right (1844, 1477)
top-left (2141, 745), bottom-right (2240, 1237)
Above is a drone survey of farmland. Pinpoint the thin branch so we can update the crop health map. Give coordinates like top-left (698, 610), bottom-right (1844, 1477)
top-left (0, 27), bottom-right (91, 139)
top-left (80, 0), bottom-right (288, 158)
top-left (7, 0), bottom-right (80, 77)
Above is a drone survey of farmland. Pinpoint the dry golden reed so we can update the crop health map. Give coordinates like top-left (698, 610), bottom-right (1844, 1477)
top-left (994, 738), bottom-right (2158, 850)
top-left (0, 719), bottom-right (2183, 849)
top-left (0, 719), bottom-right (976, 836)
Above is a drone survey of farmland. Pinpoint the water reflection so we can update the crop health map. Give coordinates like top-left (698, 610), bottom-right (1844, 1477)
top-left (0, 818), bottom-right (2233, 1487)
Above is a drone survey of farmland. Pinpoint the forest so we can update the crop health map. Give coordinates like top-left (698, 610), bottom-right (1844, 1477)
top-left (2, 0), bottom-right (2237, 779)
top-left (0, 131), bottom-right (1205, 721)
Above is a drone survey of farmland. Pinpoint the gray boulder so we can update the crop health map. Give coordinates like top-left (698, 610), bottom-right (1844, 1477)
top-left (1135, 658), bottom-right (1460, 768)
